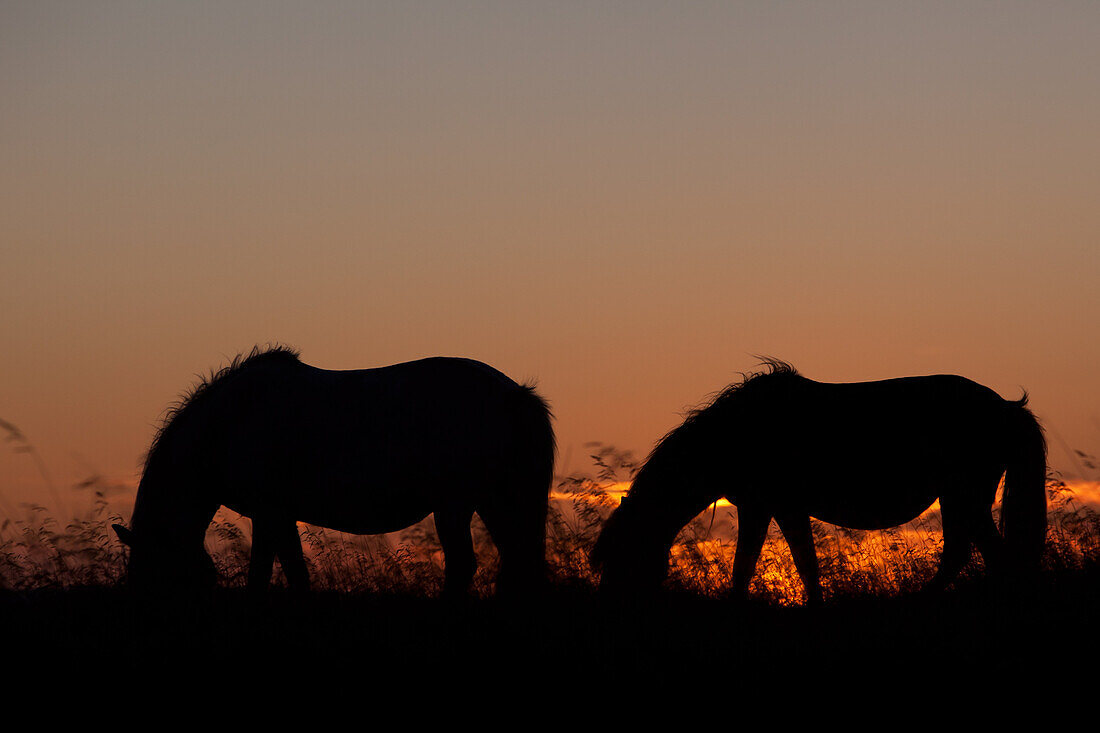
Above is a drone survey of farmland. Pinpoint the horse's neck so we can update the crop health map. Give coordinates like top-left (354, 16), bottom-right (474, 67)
top-left (630, 468), bottom-right (720, 543)
top-left (132, 473), bottom-right (216, 542)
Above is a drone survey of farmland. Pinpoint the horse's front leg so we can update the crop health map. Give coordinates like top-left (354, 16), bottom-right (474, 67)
top-left (275, 521), bottom-right (310, 592)
top-left (775, 513), bottom-right (822, 606)
top-left (249, 517), bottom-right (277, 592)
top-left (732, 503), bottom-right (771, 600)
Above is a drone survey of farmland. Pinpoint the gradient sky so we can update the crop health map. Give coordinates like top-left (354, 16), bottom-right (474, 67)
top-left (2, 2), bottom-right (1099, 514)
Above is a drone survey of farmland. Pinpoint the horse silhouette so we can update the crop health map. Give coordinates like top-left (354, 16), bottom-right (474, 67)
top-left (590, 361), bottom-right (1047, 603)
top-left (113, 346), bottom-right (555, 595)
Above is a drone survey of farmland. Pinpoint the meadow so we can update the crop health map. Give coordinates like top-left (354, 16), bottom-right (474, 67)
top-left (1, 438), bottom-right (1098, 684)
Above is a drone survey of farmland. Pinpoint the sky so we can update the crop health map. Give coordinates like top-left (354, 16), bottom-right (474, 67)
top-left (2, 2), bottom-right (1099, 515)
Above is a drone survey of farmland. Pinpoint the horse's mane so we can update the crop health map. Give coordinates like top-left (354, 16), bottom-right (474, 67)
top-left (638, 358), bottom-right (799, 476)
top-left (144, 344), bottom-right (301, 470)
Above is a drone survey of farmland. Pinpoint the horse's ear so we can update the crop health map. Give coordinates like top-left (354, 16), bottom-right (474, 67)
top-left (113, 523), bottom-right (135, 547)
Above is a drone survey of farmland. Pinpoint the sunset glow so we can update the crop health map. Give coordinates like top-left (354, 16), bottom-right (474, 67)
top-left (191, 477), bottom-right (1096, 606)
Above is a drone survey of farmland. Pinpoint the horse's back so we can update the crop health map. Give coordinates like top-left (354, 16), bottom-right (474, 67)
top-left (234, 354), bottom-right (523, 414)
top-left (749, 374), bottom-right (1019, 527)
top-left (229, 355), bottom-right (533, 465)
top-left (204, 356), bottom-right (548, 530)
top-left (766, 373), bottom-right (1008, 432)
top-left (809, 374), bottom-right (1009, 436)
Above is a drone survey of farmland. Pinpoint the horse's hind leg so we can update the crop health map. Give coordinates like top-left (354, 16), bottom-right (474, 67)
top-left (972, 473), bottom-right (1006, 576)
top-left (775, 513), bottom-right (823, 606)
top-left (924, 497), bottom-right (974, 594)
top-left (972, 511), bottom-right (1004, 577)
top-left (478, 489), bottom-right (548, 595)
top-left (435, 505), bottom-right (476, 596)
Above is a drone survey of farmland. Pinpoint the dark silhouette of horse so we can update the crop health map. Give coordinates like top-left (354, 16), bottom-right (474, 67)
top-left (590, 361), bottom-right (1047, 604)
top-left (113, 346), bottom-right (555, 595)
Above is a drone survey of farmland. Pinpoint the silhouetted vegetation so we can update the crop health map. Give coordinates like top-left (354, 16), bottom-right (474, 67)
top-left (1, 429), bottom-right (1097, 682)
top-left (1, 442), bottom-right (1097, 598)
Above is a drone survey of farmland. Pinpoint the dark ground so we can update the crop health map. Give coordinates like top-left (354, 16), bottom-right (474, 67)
top-left (4, 564), bottom-right (1097, 696)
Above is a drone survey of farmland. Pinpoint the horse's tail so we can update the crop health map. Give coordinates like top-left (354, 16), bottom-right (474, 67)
top-left (1001, 395), bottom-right (1047, 571)
top-left (493, 381), bottom-right (555, 592)
top-left (512, 381), bottom-right (556, 497)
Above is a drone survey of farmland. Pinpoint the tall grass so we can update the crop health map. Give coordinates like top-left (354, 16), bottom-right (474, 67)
top-left (1, 438), bottom-right (1097, 602)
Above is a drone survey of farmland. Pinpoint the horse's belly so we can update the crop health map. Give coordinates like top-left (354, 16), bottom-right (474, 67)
top-left (804, 480), bottom-right (939, 530)
top-left (294, 481), bottom-right (436, 535)
top-left (226, 477), bottom-right (437, 536)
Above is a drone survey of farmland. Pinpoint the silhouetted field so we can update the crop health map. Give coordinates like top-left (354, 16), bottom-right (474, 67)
top-left (1, 444), bottom-right (1098, 684)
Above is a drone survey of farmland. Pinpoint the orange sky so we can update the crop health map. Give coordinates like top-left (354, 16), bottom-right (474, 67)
top-left (2, 3), bottom-right (1099, 515)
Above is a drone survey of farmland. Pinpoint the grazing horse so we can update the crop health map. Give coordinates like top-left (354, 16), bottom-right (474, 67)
top-left (590, 361), bottom-right (1047, 604)
top-left (113, 346), bottom-right (555, 595)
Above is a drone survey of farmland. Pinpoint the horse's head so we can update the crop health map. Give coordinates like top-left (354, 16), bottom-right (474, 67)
top-left (590, 499), bottom-right (671, 593)
top-left (113, 523), bottom-right (218, 591)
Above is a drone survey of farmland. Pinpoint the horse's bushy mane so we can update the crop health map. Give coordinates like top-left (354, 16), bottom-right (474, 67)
top-left (144, 344), bottom-right (301, 469)
top-left (641, 358), bottom-right (799, 471)
top-left (690, 357), bottom-right (798, 416)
